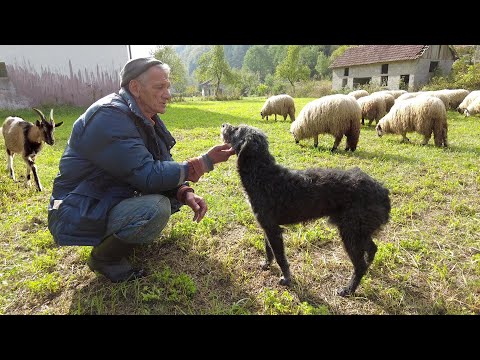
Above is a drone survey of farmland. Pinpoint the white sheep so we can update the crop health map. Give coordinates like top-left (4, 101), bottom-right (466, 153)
top-left (290, 94), bottom-right (361, 152)
top-left (2, 108), bottom-right (63, 191)
top-left (457, 90), bottom-right (480, 114)
top-left (433, 89), bottom-right (469, 110)
top-left (396, 91), bottom-right (450, 110)
top-left (260, 94), bottom-right (296, 122)
top-left (374, 90), bottom-right (407, 99)
top-left (357, 94), bottom-right (387, 126)
top-left (464, 96), bottom-right (480, 117)
top-left (348, 89), bottom-right (369, 99)
top-left (376, 96), bottom-right (448, 147)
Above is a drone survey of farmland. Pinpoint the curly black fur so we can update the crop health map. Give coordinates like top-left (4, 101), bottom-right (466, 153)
top-left (221, 123), bottom-right (391, 296)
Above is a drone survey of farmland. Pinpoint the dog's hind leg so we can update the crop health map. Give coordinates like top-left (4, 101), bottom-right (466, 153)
top-left (263, 225), bottom-right (291, 286)
top-left (365, 240), bottom-right (377, 265)
top-left (337, 228), bottom-right (371, 297)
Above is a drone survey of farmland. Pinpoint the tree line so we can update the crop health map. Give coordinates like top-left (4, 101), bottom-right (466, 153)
top-left (152, 45), bottom-right (480, 98)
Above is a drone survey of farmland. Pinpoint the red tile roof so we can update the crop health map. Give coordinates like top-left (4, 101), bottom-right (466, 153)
top-left (330, 45), bottom-right (429, 68)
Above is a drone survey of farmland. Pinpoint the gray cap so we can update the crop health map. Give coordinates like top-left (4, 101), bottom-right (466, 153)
top-left (120, 57), bottom-right (163, 87)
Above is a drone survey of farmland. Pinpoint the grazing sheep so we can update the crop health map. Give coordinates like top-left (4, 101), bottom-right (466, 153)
top-left (457, 90), bottom-right (480, 114)
top-left (2, 108), bottom-right (63, 191)
top-left (290, 94), bottom-right (361, 152)
top-left (373, 90), bottom-right (407, 99)
top-left (260, 94), bottom-right (296, 122)
top-left (376, 96), bottom-right (448, 147)
top-left (397, 91), bottom-right (450, 110)
top-left (434, 89), bottom-right (469, 109)
top-left (464, 96), bottom-right (480, 117)
top-left (348, 89), bottom-right (369, 99)
top-left (221, 123), bottom-right (391, 296)
top-left (357, 93), bottom-right (387, 126)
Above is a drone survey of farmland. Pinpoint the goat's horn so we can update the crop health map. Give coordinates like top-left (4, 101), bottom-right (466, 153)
top-left (49, 109), bottom-right (54, 121)
top-left (32, 108), bottom-right (46, 121)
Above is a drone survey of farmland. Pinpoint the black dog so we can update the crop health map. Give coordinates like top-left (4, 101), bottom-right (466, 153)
top-left (221, 123), bottom-right (391, 296)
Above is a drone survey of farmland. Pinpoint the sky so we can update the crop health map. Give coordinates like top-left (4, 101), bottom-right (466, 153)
top-left (130, 45), bottom-right (158, 59)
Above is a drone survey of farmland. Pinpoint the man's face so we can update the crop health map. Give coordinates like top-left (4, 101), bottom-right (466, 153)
top-left (135, 66), bottom-right (172, 115)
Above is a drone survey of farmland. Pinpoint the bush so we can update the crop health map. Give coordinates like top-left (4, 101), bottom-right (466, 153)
top-left (293, 79), bottom-right (333, 97)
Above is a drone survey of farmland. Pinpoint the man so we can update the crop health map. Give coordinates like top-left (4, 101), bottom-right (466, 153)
top-left (48, 57), bottom-right (235, 283)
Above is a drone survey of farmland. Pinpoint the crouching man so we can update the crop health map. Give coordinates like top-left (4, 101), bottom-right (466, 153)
top-left (48, 57), bottom-right (235, 282)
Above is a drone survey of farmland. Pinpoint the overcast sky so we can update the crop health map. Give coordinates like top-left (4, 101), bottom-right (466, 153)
top-left (130, 45), bottom-right (158, 59)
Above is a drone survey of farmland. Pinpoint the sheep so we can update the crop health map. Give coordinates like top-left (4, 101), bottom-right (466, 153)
top-left (373, 90), bottom-right (407, 99)
top-left (433, 89), bottom-right (469, 110)
top-left (357, 93), bottom-right (387, 126)
top-left (375, 96), bottom-right (448, 147)
top-left (290, 94), bottom-right (361, 152)
top-left (396, 91), bottom-right (450, 110)
top-left (2, 108), bottom-right (63, 191)
top-left (260, 94), bottom-right (296, 122)
top-left (457, 90), bottom-right (480, 114)
top-left (348, 89), bottom-right (369, 99)
top-left (464, 96), bottom-right (480, 117)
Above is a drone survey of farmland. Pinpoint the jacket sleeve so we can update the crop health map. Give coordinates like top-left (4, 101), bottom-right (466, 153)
top-left (71, 107), bottom-right (185, 194)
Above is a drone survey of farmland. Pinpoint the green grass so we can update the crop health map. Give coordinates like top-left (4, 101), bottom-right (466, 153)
top-left (0, 98), bottom-right (479, 314)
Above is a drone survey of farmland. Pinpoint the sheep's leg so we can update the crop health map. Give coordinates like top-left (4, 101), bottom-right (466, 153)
top-left (421, 134), bottom-right (431, 145)
top-left (331, 135), bottom-right (343, 152)
top-left (400, 133), bottom-right (410, 143)
top-left (313, 135), bottom-right (319, 148)
top-left (361, 116), bottom-right (365, 125)
top-left (6, 150), bottom-right (15, 181)
top-left (274, 114), bottom-right (277, 122)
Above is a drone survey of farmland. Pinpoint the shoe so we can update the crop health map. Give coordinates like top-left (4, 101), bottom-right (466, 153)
top-left (87, 233), bottom-right (146, 282)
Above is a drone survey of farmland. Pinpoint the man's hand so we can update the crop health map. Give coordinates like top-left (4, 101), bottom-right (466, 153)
top-left (184, 191), bottom-right (207, 222)
top-left (206, 143), bottom-right (235, 164)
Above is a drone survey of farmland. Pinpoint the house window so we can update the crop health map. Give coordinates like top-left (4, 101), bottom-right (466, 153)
top-left (400, 75), bottom-right (410, 90)
top-left (0, 62), bottom-right (7, 78)
top-left (381, 64), bottom-right (388, 74)
top-left (353, 77), bottom-right (371, 87)
top-left (344, 68), bottom-right (349, 76)
top-left (381, 76), bottom-right (388, 86)
top-left (429, 61), bottom-right (439, 73)
top-left (342, 79), bottom-right (348, 88)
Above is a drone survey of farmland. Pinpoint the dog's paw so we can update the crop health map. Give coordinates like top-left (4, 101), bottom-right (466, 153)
top-left (336, 287), bottom-right (353, 297)
top-left (279, 277), bottom-right (291, 286)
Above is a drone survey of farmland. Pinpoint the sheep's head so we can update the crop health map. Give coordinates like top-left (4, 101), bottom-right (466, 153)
top-left (260, 111), bottom-right (265, 120)
top-left (33, 108), bottom-right (64, 145)
top-left (376, 123), bottom-right (383, 137)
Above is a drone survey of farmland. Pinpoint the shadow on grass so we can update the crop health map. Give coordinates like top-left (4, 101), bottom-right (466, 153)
top-left (68, 239), bottom-right (257, 315)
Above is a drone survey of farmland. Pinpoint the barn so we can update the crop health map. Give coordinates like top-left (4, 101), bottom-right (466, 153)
top-left (0, 45), bottom-right (130, 109)
top-left (330, 45), bottom-right (458, 91)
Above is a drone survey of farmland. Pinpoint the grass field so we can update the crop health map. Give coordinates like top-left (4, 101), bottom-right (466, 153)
top-left (0, 97), bottom-right (479, 315)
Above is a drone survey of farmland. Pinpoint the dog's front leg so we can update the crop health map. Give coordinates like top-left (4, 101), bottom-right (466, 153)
top-left (261, 236), bottom-right (275, 271)
top-left (263, 225), bottom-right (291, 286)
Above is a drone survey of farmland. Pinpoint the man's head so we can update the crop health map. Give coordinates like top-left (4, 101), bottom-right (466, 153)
top-left (120, 57), bottom-right (172, 116)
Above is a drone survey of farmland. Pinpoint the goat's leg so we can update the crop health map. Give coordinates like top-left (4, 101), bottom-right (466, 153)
top-left (6, 150), bottom-right (15, 181)
top-left (25, 156), bottom-right (42, 191)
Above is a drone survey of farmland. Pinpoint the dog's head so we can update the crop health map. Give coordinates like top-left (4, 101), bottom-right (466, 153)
top-left (221, 123), bottom-right (269, 157)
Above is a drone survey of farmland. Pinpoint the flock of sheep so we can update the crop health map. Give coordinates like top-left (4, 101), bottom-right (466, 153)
top-left (261, 89), bottom-right (480, 151)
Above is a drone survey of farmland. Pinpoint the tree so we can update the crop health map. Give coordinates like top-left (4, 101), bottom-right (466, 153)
top-left (242, 45), bottom-right (274, 81)
top-left (152, 45), bottom-right (188, 93)
top-left (275, 45), bottom-right (310, 93)
top-left (315, 52), bottom-right (331, 79)
top-left (195, 45), bottom-right (234, 97)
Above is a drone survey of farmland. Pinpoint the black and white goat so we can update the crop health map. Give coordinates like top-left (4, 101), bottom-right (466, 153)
top-left (1, 108), bottom-right (63, 191)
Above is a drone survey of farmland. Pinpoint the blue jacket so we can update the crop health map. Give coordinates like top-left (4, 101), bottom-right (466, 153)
top-left (48, 88), bottom-right (188, 246)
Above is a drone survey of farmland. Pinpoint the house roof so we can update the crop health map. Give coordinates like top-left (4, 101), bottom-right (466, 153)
top-left (330, 45), bottom-right (436, 68)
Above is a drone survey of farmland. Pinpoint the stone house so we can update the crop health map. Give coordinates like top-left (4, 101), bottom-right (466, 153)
top-left (330, 45), bottom-right (458, 91)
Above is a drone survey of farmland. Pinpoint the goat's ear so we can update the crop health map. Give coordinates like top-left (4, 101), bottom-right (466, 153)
top-left (54, 121), bottom-right (64, 128)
